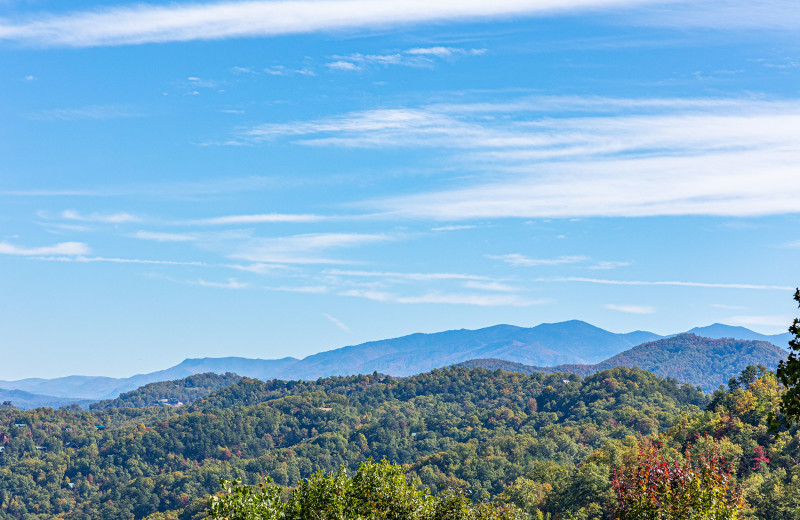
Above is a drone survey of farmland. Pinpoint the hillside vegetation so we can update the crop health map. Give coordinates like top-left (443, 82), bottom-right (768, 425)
top-left (460, 334), bottom-right (787, 391)
top-left (0, 364), bottom-right (797, 519)
top-left (90, 373), bottom-right (241, 410)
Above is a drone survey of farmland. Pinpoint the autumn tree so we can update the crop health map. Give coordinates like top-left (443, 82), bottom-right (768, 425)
top-left (611, 437), bottom-right (743, 520)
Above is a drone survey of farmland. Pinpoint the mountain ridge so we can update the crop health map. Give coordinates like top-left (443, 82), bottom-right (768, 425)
top-left (0, 321), bottom-right (791, 401)
top-left (458, 333), bottom-right (788, 391)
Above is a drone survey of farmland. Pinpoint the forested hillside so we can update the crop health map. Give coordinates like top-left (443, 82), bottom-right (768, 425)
top-left (460, 334), bottom-right (787, 391)
top-left (90, 373), bottom-right (242, 410)
top-left (0, 365), bottom-right (797, 520)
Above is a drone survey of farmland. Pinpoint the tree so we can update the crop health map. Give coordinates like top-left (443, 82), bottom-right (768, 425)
top-left (208, 459), bottom-right (522, 520)
top-left (611, 438), bottom-right (743, 520)
top-left (773, 288), bottom-right (800, 431)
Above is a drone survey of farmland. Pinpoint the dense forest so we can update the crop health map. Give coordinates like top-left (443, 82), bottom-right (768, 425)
top-left (0, 362), bottom-right (798, 519)
top-left (459, 335), bottom-right (787, 391)
top-left (90, 373), bottom-right (242, 410)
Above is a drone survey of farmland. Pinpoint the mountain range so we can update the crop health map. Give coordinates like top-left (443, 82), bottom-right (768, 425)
top-left (0, 321), bottom-right (791, 407)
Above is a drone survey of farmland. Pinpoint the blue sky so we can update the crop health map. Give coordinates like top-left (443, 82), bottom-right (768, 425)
top-left (1, 0), bottom-right (799, 379)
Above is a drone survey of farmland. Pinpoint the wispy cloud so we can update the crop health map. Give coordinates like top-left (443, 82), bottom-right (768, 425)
top-left (0, 0), bottom-right (652, 48)
top-left (323, 313), bottom-right (351, 332)
top-left (407, 46), bottom-right (486, 57)
top-left (187, 213), bottom-right (326, 225)
top-left (2, 0), bottom-right (795, 48)
top-left (726, 314), bottom-right (795, 327)
top-left (230, 232), bottom-right (392, 264)
top-left (231, 96), bottom-right (800, 219)
top-left (343, 99), bottom-right (800, 220)
top-left (431, 225), bottom-right (476, 232)
top-left (340, 288), bottom-right (541, 306)
top-left (264, 65), bottom-right (315, 76)
top-left (325, 46), bottom-right (484, 71)
top-left (0, 241), bottom-right (90, 256)
top-left (193, 278), bottom-right (249, 289)
top-left (325, 269), bottom-right (493, 282)
top-left (605, 303), bottom-right (655, 314)
top-left (710, 303), bottom-right (745, 310)
top-left (60, 210), bottom-right (141, 223)
top-left (29, 105), bottom-right (142, 121)
top-left (488, 253), bottom-right (588, 267)
top-left (1, 175), bottom-right (291, 200)
top-left (326, 61), bottom-right (361, 71)
top-left (227, 263), bottom-right (294, 274)
top-left (134, 231), bottom-right (197, 242)
top-left (538, 276), bottom-right (793, 291)
top-left (38, 255), bottom-right (205, 266)
top-left (461, 280), bottom-right (520, 292)
top-left (267, 285), bottom-right (329, 294)
top-left (587, 261), bottom-right (630, 270)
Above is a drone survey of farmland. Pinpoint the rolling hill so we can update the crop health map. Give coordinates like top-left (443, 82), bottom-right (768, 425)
top-left (0, 388), bottom-right (94, 410)
top-left (459, 334), bottom-right (788, 391)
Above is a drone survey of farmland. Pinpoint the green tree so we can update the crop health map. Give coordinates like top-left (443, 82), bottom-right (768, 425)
top-left (773, 288), bottom-right (800, 431)
top-left (208, 459), bottom-right (521, 520)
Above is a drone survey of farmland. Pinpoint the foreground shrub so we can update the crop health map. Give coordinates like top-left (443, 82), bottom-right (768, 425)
top-left (209, 459), bottom-right (522, 520)
top-left (611, 437), bottom-right (743, 520)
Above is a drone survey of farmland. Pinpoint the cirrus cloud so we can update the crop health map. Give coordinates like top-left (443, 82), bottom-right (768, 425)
top-left (0, 241), bottom-right (90, 256)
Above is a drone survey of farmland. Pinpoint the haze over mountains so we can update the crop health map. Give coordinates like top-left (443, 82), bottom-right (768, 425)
top-left (0, 321), bottom-right (791, 407)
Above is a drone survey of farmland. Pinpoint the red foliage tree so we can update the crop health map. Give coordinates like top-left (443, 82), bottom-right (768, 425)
top-left (611, 436), bottom-right (743, 520)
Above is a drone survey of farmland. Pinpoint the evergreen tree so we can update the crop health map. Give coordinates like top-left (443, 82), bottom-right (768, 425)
top-left (773, 288), bottom-right (800, 431)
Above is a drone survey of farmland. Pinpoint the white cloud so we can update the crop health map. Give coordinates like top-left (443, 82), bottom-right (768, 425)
top-left (61, 210), bottom-right (141, 223)
top-left (231, 97), bottom-right (800, 219)
top-left (538, 276), bottom-right (793, 291)
top-left (193, 278), bottom-right (249, 289)
top-left (264, 65), bottom-right (315, 76)
top-left (0, 0), bottom-right (669, 48)
top-left (134, 231), bottom-right (197, 242)
top-left (461, 280), bottom-right (520, 292)
top-left (0, 241), bottom-right (90, 256)
top-left (605, 303), bottom-right (655, 314)
top-left (323, 313), bottom-right (351, 332)
top-left (268, 285), bottom-right (329, 294)
top-left (488, 253), bottom-right (588, 267)
top-left (326, 61), bottom-right (362, 71)
top-left (227, 263), bottom-right (293, 274)
top-left (188, 213), bottom-right (326, 225)
top-left (230, 232), bottom-right (391, 264)
top-left (727, 314), bottom-right (795, 327)
top-left (38, 255), bottom-right (205, 266)
top-left (325, 269), bottom-right (493, 281)
top-left (710, 303), bottom-right (745, 310)
top-left (340, 288), bottom-right (542, 306)
top-left (325, 46), bottom-right (484, 71)
top-left (4, 0), bottom-right (797, 48)
top-left (431, 225), bottom-right (476, 231)
top-left (406, 46), bottom-right (486, 57)
top-left (587, 261), bottom-right (630, 270)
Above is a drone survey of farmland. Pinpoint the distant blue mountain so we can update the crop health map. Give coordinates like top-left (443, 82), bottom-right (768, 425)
top-left (685, 324), bottom-right (792, 348)
top-left (0, 388), bottom-right (94, 410)
top-left (0, 321), bottom-right (791, 402)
